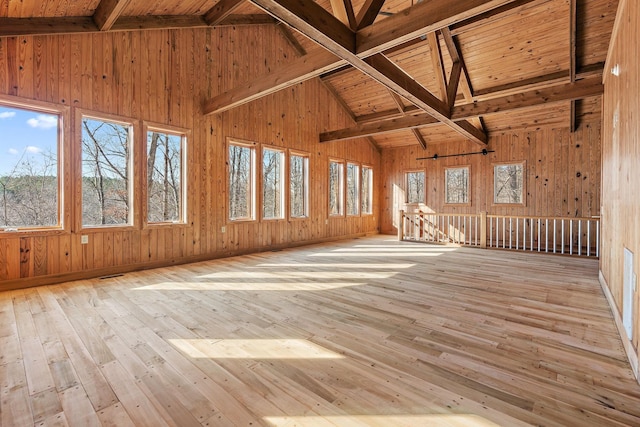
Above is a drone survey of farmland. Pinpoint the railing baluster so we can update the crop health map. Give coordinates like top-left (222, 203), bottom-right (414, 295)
top-left (530, 218), bottom-right (534, 251)
top-left (545, 219), bottom-right (549, 252)
top-left (553, 219), bottom-right (557, 253)
top-left (569, 220), bottom-right (573, 255)
top-left (523, 218), bottom-right (526, 251)
top-left (596, 220), bottom-right (600, 258)
top-left (509, 217), bottom-right (513, 249)
top-left (502, 217), bottom-right (506, 249)
top-left (578, 220), bottom-right (582, 256)
top-left (587, 220), bottom-right (591, 256)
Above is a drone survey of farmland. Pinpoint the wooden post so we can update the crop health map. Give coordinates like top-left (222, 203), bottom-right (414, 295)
top-left (398, 210), bottom-right (405, 241)
top-left (480, 211), bottom-right (487, 249)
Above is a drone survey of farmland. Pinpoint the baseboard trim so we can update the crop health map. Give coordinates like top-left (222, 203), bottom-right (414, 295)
top-left (0, 232), bottom-right (377, 292)
top-left (599, 270), bottom-right (640, 383)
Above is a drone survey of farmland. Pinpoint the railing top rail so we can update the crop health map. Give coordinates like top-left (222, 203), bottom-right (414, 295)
top-left (403, 212), bottom-right (481, 218)
top-left (486, 214), bottom-right (599, 222)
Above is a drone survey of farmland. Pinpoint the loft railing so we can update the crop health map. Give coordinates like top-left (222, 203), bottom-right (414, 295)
top-left (399, 211), bottom-right (600, 257)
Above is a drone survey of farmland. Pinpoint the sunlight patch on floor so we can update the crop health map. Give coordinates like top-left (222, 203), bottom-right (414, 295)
top-left (133, 281), bottom-right (365, 291)
top-left (169, 339), bottom-right (344, 359)
top-left (263, 414), bottom-right (502, 427)
top-left (333, 247), bottom-right (458, 252)
top-left (309, 252), bottom-right (445, 258)
top-left (196, 271), bottom-right (397, 279)
top-left (255, 263), bottom-right (416, 269)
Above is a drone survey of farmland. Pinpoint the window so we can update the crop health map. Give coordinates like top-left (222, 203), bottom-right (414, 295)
top-left (0, 103), bottom-right (61, 229)
top-left (405, 170), bottom-right (425, 204)
top-left (262, 147), bottom-right (285, 220)
top-left (346, 162), bottom-right (360, 216)
top-left (494, 162), bottom-right (525, 204)
top-left (81, 116), bottom-right (133, 227)
top-left (290, 152), bottom-right (309, 218)
top-left (146, 128), bottom-right (186, 224)
top-left (228, 141), bottom-right (255, 221)
top-left (361, 166), bottom-right (373, 215)
top-left (445, 166), bottom-right (470, 204)
top-left (329, 160), bottom-right (344, 216)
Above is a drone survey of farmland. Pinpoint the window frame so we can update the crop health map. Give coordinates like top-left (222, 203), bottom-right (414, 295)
top-left (405, 169), bottom-right (426, 205)
top-left (346, 162), bottom-right (360, 216)
top-left (261, 145), bottom-right (286, 221)
top-left (444, 165), bottom-right (471, 206)
top-left (227, 139), bottom-right (257, 222)
top-left (493, 161), bottom-right (526, 206)
top-left (78, 110), bottom-right (136, 231)
top-left (143, 122), bottom-right (189, 227)
top-left (328, 159), bottom-right (345, 217)
top-left (289, 150), bottom-right (309, 220)
top-left (0, 95), bottom-right (68, 235)
top-left (361, 165), bottom-right (374, 216)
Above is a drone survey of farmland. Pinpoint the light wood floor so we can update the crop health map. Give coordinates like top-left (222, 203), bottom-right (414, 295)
top-left (2, 236), bottom-right (640, 426)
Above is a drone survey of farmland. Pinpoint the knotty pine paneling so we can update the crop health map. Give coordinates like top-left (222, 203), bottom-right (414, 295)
top-left (601, 0), bottom-right (640, 375)
top-left (379, 119), bottom-right (601, 234)
top-left (0, 25), bottom-right (380, 289)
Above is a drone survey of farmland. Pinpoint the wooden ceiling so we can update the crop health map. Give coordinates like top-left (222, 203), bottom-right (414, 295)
top-left (0, 0), bottom-right (618, 149)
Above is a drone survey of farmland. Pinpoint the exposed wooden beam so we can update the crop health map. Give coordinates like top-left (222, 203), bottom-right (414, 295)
top-left (204, 49), bottom-right (346, 115)
top-left (204, 0), bottom-right (245, 25)
top-left (330, 0), bottom-right (357, 30)
top-left (214, 14), bottom-right (277, 26)
top-left (453, 77), bottom-right (603, 119)
top-left (361, 54), bottom-right (486, 145)
top-left (248, 0), bottom-right (488, 145)
top-left (356, 0), bottom-right (519, 57)
top-left (440, 26), bottom-right (482, 130)
top-left (0, 14), bottom-right (280, 37)
top-left (355, 0), bottom-right (386, 30)
top-left (412, 129), bottom-right (428, 150)
top-left (426, 31), bottom-right (447, 103)
top-left (446, 60), bottom-right (462, 112)
top-left (320, 114), bottom-right (439, 143)
top-left (250, 0), bottom-right (355, 54)
top-left (321, 77), bottom-right (603, 143)
top-left (569, 0), bottom-right (577, 132)
top-left (0, 17), bottom-right (99, 36)
top-left (355, 66), bottom-right (604, 124)
top-left (111, 15), bottom-right (207, 31)
top-left (93, 0), bottom-right (132, 31)
top-left (276, 23), bottom-right (307, 56)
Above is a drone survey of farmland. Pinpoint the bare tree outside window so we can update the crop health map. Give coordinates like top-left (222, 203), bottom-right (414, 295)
top-left (147, 130), bottom-right (184, 223)
top-left (361, 166), bottom-right (373, 215)
top-left (0, 105), bottom-right (59, 228)
top-left (329, 160), bottom-right (344, 216)
top-left (263, 148), bottom-right (284, 219)
top-left (81, 117), bottom-right (132, 226)
top-left (406, 171), bottom-right (425, 204)
top-left (494, 163), bottom-right (524, 204)
top-left (346, 163), bottom-right (360, 216)
top-left (290, 153), bottom-right (308, 218)
top-left (445, 166), bottom-right (470, 204)
top-left (229, 143), bottom-right (254, 220)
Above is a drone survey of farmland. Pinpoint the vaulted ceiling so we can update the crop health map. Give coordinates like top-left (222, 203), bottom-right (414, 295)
top-left (0, 0), bottom-right (618, 149)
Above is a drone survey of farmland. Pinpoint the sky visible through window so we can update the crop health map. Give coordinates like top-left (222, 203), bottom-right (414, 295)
top-left (0, 105), bottom-right (58, 173)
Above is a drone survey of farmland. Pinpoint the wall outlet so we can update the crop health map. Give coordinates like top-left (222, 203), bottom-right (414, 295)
top-left (81, 235), bottom-right (89, 244)
top-left (221, 226), bottom-right (226, 233)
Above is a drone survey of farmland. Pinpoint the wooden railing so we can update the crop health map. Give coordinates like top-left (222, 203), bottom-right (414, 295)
top-left (399, 211), bottom-right (600, 257)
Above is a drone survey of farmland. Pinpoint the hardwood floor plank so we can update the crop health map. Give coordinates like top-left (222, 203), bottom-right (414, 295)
top-left (1, 236), bottom-right (639, 426)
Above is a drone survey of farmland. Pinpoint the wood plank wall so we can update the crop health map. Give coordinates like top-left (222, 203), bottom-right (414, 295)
top-left (601, 0), bottom-right (640, 377)
top-left (379, 118), bottom-right (602, 234)
top-left (0, 26), bottom-right (380, 290)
